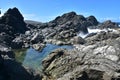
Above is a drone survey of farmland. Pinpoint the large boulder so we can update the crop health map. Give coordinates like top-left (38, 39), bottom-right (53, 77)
top-left (0, 7), bottom-right (28, 35)
top-left (51, 12), bottom-right (89, 34)
top-left (30, 32), bottom-right (44, 44)
top-left (86, 15), bottom-right (99, 26)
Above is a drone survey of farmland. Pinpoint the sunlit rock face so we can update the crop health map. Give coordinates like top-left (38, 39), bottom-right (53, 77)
top-left (50, 11), bottom-right (98, 34)
top-left (42, 28), bottom-right (120, 80)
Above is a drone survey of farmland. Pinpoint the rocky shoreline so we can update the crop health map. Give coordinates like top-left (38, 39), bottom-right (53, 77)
top-left (0, 7), bottom-right (120, 80)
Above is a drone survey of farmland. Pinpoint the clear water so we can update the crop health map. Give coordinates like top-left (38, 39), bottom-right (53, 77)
top-left (22, 44), bottom-right (73, 71)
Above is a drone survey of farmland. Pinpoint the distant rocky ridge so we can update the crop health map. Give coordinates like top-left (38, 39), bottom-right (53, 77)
top-left (0, 7), bottom-right (120, 80)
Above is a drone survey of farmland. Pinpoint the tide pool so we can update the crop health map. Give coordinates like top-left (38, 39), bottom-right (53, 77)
top-left (22, 44), bottom-right (73, 71)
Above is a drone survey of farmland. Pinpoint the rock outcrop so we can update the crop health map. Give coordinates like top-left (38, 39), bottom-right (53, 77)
top-left (1, 7), bottom-right (120, 80)
top-left (0, 7), bottom-right (28, 48)
top-left (0, 45), bottom-right (42, 80)
top-left (0, 7), bottom-right (28, 35)
top-left (42, 29), bottom-right (120, 80)
top-left (86, 15), bottom-right (98, 26)
top-left (100, 20), bottom-right (119, 29)
top-left (26, 11), bottom-right (99, 43)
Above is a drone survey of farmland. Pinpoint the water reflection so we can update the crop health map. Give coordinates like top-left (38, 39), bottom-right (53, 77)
top-left (22, 44), bottom-right (73, 70)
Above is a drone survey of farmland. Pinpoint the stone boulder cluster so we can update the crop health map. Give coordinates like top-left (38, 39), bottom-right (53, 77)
top-left (0, 7), bottom-right (43, 80)
top-left (42, 29), bottom-right (120, 80)
top-left (0, 7), bottom-right (120, 80)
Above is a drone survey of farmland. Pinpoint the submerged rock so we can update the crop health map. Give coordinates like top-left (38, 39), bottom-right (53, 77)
top-left (32, 43), bottom-right (45, 51)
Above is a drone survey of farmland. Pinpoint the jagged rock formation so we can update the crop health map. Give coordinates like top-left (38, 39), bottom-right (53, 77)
top-left (0, 7), bottom-right (28, 48)
top-left (42, 29), bottom-right (120, 80)
top-left (0, 7), bottom-right (120, 80)
top-left (0, 7), bottom-right (28, 35)
top-left (25, 11), bottom-right (99, 46)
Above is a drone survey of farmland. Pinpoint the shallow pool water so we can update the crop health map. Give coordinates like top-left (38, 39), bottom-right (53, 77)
top-left (22, 44), bottom-right (73, 71)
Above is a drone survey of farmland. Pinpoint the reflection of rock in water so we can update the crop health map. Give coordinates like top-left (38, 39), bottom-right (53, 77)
top-left (0, 45), bottom-right (42, 80)
top-left (22, 44), bottom-right (73, 71)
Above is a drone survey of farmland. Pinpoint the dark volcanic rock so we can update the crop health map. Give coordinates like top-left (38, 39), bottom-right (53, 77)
top-left (0, 7), bottom-right (29, 48)
top-left (100, 20), bottom-right (119, 29)
top-left (51, 11), bottom-right (88, 33)
top-left (26, 12), bottom-right (99, 44)
top-left (41, 12), bottom-right (99, 42)
top-left (0, 45), bottom-right (42, 80)
top-left (0, 33), bottom-right (13, 46)
top-left (0, 7), bottom-right (28, 35)
top-left (85, 31), bottom-right (120, 45)
top-left (52, 12), bottom-right (86, 25)
top-left (11, 37), bottom-right (24, 49)
top-left (86, 15), bottom-right (99, 26)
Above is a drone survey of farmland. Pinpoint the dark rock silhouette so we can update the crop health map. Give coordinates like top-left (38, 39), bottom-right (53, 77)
top-left (86, 15), bottom-right (99, 26)
top-left (0, 7), bottom-right (28, 35)
top-left (0, 7), bottom-right (29, 48)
